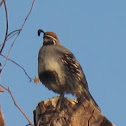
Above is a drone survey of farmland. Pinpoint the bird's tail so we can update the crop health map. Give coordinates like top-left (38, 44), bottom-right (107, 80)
top-left (79, 89), bottom-right (101, 111)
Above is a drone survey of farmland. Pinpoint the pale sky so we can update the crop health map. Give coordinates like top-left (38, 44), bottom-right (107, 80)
top-left (1, 0), bottom-right (126, 126)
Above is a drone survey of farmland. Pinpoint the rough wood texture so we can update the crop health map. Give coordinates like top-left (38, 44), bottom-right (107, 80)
top-left (34, 97), bottom-right (115, 126)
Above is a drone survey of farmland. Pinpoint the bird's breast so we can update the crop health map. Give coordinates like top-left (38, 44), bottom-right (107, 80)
top-left (38, 46), bottom-right (66, 85)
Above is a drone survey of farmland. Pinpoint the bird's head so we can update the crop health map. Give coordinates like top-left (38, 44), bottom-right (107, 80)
top-left (38, 29), bottom-right (61, 46)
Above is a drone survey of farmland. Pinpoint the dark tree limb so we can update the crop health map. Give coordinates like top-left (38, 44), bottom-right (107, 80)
top-left (34, 97), bottom-right (115, 126)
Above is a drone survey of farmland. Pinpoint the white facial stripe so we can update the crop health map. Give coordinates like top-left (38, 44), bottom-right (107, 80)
top-left (52, 40), bottom-right (56, 45)
top-left (46, 35), bottom-right (57, 42)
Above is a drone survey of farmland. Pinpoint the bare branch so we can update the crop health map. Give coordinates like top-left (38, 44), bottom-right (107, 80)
top-left (7, 29), bottom-right (21, 40)
top-left (0, 0), bottom-right (9, 54)
top-left (0, 84), bottom-right (34, 126)
top-left (1, 0), bottom-right (36, 77)
top-left (1, 54), bottom-right (32, 81)
top-left (0, 32), bottom-right (20, 75)
top-left (20, 0), bottom-right (36, 30)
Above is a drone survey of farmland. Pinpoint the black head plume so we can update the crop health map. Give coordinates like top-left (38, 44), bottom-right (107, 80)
top-left (38, 29), bottom-right (45, 36)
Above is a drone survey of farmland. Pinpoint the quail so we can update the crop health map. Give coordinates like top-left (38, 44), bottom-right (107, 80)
top-left (38, 29), bottom-right (100, 110)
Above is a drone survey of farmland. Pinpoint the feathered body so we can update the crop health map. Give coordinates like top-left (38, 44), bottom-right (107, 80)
top-left (38, 30), bottom-right (99, 109)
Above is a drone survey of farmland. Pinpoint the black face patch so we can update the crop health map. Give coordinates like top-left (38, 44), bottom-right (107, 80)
top-left (43, 41), bottom-right (54, 46)
top-left (43, 36), bottom-right (56, 46)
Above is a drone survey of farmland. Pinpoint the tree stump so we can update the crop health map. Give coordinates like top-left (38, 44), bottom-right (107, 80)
top-left (33, 96), bottom-right (115, 126)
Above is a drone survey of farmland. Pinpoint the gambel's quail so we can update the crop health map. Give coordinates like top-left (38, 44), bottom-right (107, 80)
top-left (38, 29), bottom-right (100, 110)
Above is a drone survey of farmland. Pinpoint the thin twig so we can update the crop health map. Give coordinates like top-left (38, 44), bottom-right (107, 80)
top-left (7, 31), bottom-right (20, 41)
top-left (1, 54), bottom-right (32, 82)
top-left (0, 84), bottom-right (34, 126)
top-left (20, 0), bottom-right (36, 30)
top-left (7, 29), bottom-right (21, 39)
top-left (0, 32), bottom-right (20, 76)
top-left (0, 0), bottom-right (8, 54)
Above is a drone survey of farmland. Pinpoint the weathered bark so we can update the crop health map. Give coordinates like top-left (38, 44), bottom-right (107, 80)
top-left (34, 97), bottom-right (115, 126)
